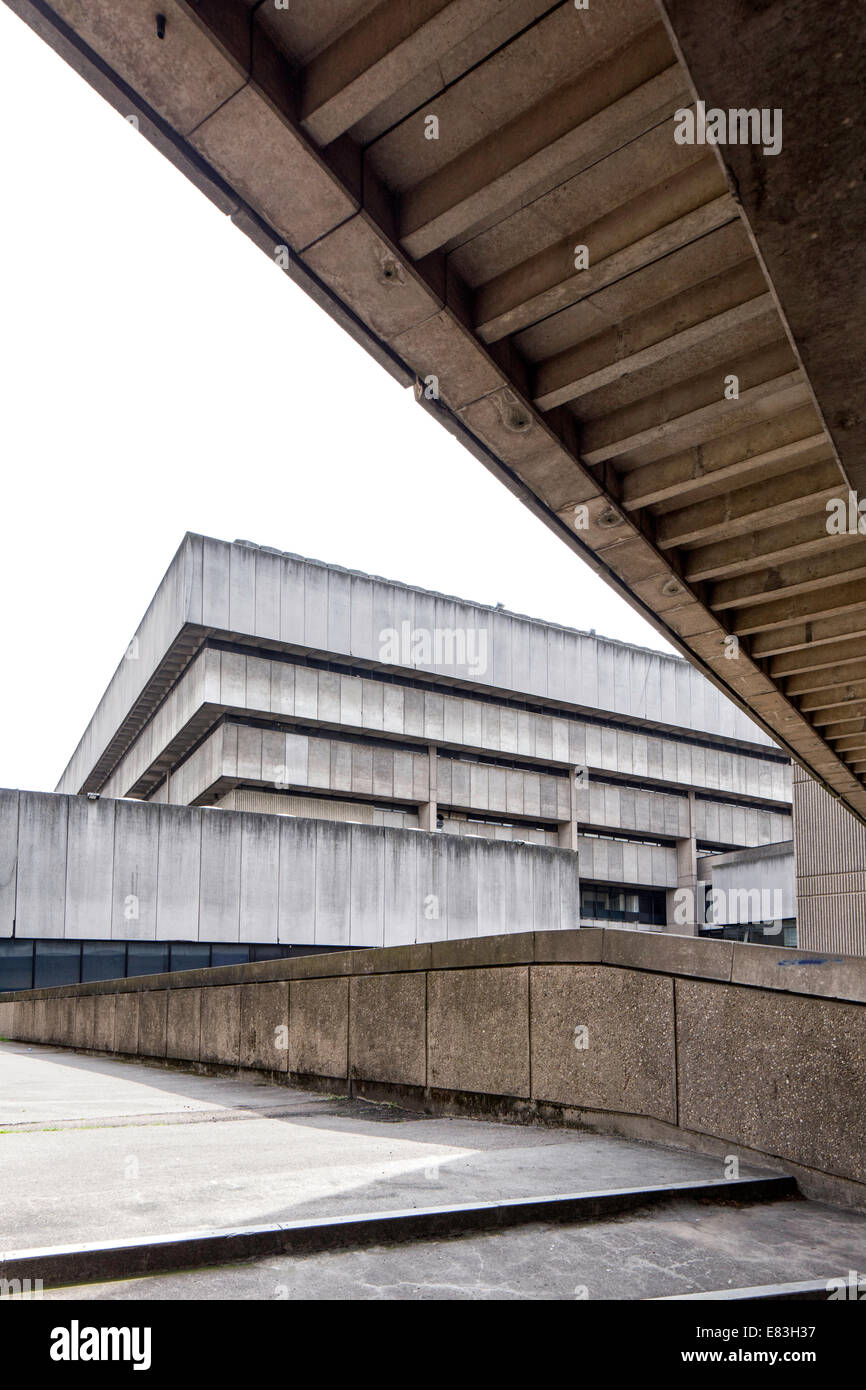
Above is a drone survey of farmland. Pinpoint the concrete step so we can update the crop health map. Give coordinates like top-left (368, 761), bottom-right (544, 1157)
top-left (0, 1174), bottom-right (796, 1288)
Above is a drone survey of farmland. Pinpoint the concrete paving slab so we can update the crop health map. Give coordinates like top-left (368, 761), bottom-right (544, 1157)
top-left (36, 1198), bottom-right (866, 1301)
top-left (0, 1042), bottom-right (770, 1252)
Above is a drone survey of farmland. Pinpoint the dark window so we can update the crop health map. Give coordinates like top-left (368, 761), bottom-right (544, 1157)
top-left (0, 940), bottom-right (34, 992)
top-left (82, 942), bottom-right (126, 983)
top-left (581, 884), bottom-right (666, 926)
top-left (126, 942), bottom-right (170, 977)
top-left (170, 943), bottom-right (211, 972)
top-left (211, 945), bottom-right (250, 968)
top-left (34, 941), bottom-right (80, 989)
top-left (250, 943), bottom-right (290, 962)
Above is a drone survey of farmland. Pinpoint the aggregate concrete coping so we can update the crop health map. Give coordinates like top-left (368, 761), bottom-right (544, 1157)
top-left (2, 929), bottom-right (865, 1006)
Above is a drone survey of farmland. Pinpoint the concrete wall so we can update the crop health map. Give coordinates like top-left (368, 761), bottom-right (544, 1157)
top-left (58, 534), bottom-right (779, 797)
top-left (699, 841), bottom-right (796, 926)
top-left (793, 766), bottom-right (866, 955)
top-left (0, 789), bottom-right (578, 947)
top-left (3, 929), bottom-right (864, 1212)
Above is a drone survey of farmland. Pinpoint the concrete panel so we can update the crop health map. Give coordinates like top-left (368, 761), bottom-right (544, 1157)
top-left (93, 994), bottom-right (116, 1052)
top-left (111, 799), bottom-right (159, 941)
top-left (114, 992), bottom-right (140, 1054)
top-left (531, 964), bottom-right (676, 1122)
top-left (314, 821), bottom-right (351, 945)
top-left (199, 985), bottom-right (241, 1065)
top-left (383, 828), bottom-right (418, 948)
top-left (0, 789), bottom-right (18, 938)
top-left (288, 977), bottom-right (349, 1078)
top-left (15, 792), bottom-right (68, 939)
top-left (677, 980), bottom-right (866, 1185)
top-left (428, 966), bottom-right (529, 1097)
top-left (349, 972), bottom-right (426, 1086)
top-left (138, 991), bottom-right (168, 1058)
top-left (166, 988), bottom-right (201, 1061)
top-left (348, 824), bottom-right (385, 947)
top-left (155, 805), bottom-right (201, 941)
top-left (239, 813), bottom-right (280, 943)
top-left (278, 817), bottom-right (317, 941)
top-left (239, 981), bottom-right (289, 1071)
top-left (74, 994), bottom-right (97, 1049)
top-left (199, 811), bottom-right (242, 942)
top-left (64, 797), bottom-right (115, 941)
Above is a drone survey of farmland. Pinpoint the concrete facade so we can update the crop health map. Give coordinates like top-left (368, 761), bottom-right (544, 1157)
top-left (0, 790), bottom-right (577, 988)
top-left (54, 535), bottom-right (792, 937)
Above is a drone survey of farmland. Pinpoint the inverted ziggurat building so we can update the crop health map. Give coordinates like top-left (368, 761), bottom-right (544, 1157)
top-left (0, 534), bottom-right (797, 992)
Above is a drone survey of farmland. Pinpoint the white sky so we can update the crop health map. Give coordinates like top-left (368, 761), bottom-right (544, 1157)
top-left (0, 4), bottom-right (673, 795)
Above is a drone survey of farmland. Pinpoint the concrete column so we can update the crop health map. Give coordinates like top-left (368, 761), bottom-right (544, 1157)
top-left (558, 765), bottom-right (580, 850)
top-left (419, 744), bottom-right (438, 831)
top-left (666, 791), bottom-right (698, 934)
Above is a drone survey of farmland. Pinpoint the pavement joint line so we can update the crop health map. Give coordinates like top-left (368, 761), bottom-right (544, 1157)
top-left (0, 1175), bottom-right (798, 1288)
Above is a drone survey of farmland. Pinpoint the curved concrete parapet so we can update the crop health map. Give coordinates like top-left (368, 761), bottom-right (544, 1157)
top-left (2, 928), bottom-right (865, 1212)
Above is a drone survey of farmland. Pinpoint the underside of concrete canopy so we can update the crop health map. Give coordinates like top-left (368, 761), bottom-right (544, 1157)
top-left (7, 0), bottom-right (866, 822)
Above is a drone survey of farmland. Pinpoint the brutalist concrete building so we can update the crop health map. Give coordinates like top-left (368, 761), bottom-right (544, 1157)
top-left (0, 534), bottom-right (795, 991)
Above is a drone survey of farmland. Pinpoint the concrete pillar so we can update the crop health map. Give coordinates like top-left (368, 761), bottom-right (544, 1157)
top-left (419, 744), bottom-right (438, 831)
top-left (666, 791), bottom-right (698, 934)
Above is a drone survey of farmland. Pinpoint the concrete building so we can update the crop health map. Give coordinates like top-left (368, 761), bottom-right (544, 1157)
top-left (75, 535), bottom-right (790, 897)
top-left (0, 531), bottom-right (802, 991)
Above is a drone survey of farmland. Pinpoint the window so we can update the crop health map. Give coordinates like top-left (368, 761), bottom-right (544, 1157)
top-left (126, 942), bottom-right (170, 977)
top-left (34, 941), bottom-right (80, 989)
top-left (0, 941), bottom-right (34, 992)
top-left (82, 942), bottom-right (126, 983)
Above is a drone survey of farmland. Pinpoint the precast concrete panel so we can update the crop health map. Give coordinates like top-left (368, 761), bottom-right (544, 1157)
top-left (253, 549), bottom-right (281, 642)
top-left (280, 556), bottom-right (306, 647)
top-left (383, 829), bottom-right (418, 948)
top-left (219, 650), bottom-right (246, 708)
top-left (476, 842), bottom-right (507, 937)
top-left (303, 562), bottom-right (329, 652)
top-left (111, 799), bottom-right (159, 941)
top-left (423, 691), bottom-right (445, 743)
top-left (199, 810), bottom-right (242, 942)
top-left (201, 535), bottom-right (231, 629)
top-left (350, 577), bottom-right (375, 663)
top-left (326, 568), bottom-right (352, 655)
top-left (443, 834), bottom-right (478, 940)
top-left (246, 656), bottom-right (271, 713)
top-left (383, 682), bottom-right (408, 739)
top-left (339, 673), bottom-right (363, 728)
top-left (293, 666), bottom-right (319, 721)
top-left (155, 804), bottom-right (201, 940)
top-left (318, 670), bottom-right (342, 725)
top-left (229, 543), bottom-right (256, 637)
top-left (415, 831), bottom-right (446, 943)
top-left (462, 698), bottom-right (482, 750)
top-left (239, 812), bottom-right (280, 943)
top-left (16, 792), bottom-right (68, 938)
top-left (64, 797), bottom-right (115, 941)
top-left (348, 824), bottom-right (385, 947)
top-left (402, 687), bottom-right (425, 738)
top-left (236, 725), bottom-right (263, 783)
top-left (362, 679), bottom-right (385, 732)
top-left (0, 789), bottom-right (19, 938)
top-left (443, 694), bottom-right (464, 746)
top-left (351, 744), bottom-right (374, 797)
top-left (314, 821), bottom-right (351, 945)
top-left (278, 816), bottom-right (317, 940)
top-left (492, 612), bottom-right (513, 691)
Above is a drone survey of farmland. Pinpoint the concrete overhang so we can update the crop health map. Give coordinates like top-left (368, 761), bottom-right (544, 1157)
top-left (8, 0), bottom-right (866, 823)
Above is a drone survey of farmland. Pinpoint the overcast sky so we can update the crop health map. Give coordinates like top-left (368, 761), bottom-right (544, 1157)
top-left (0, 4), bottom-right (673, 794)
